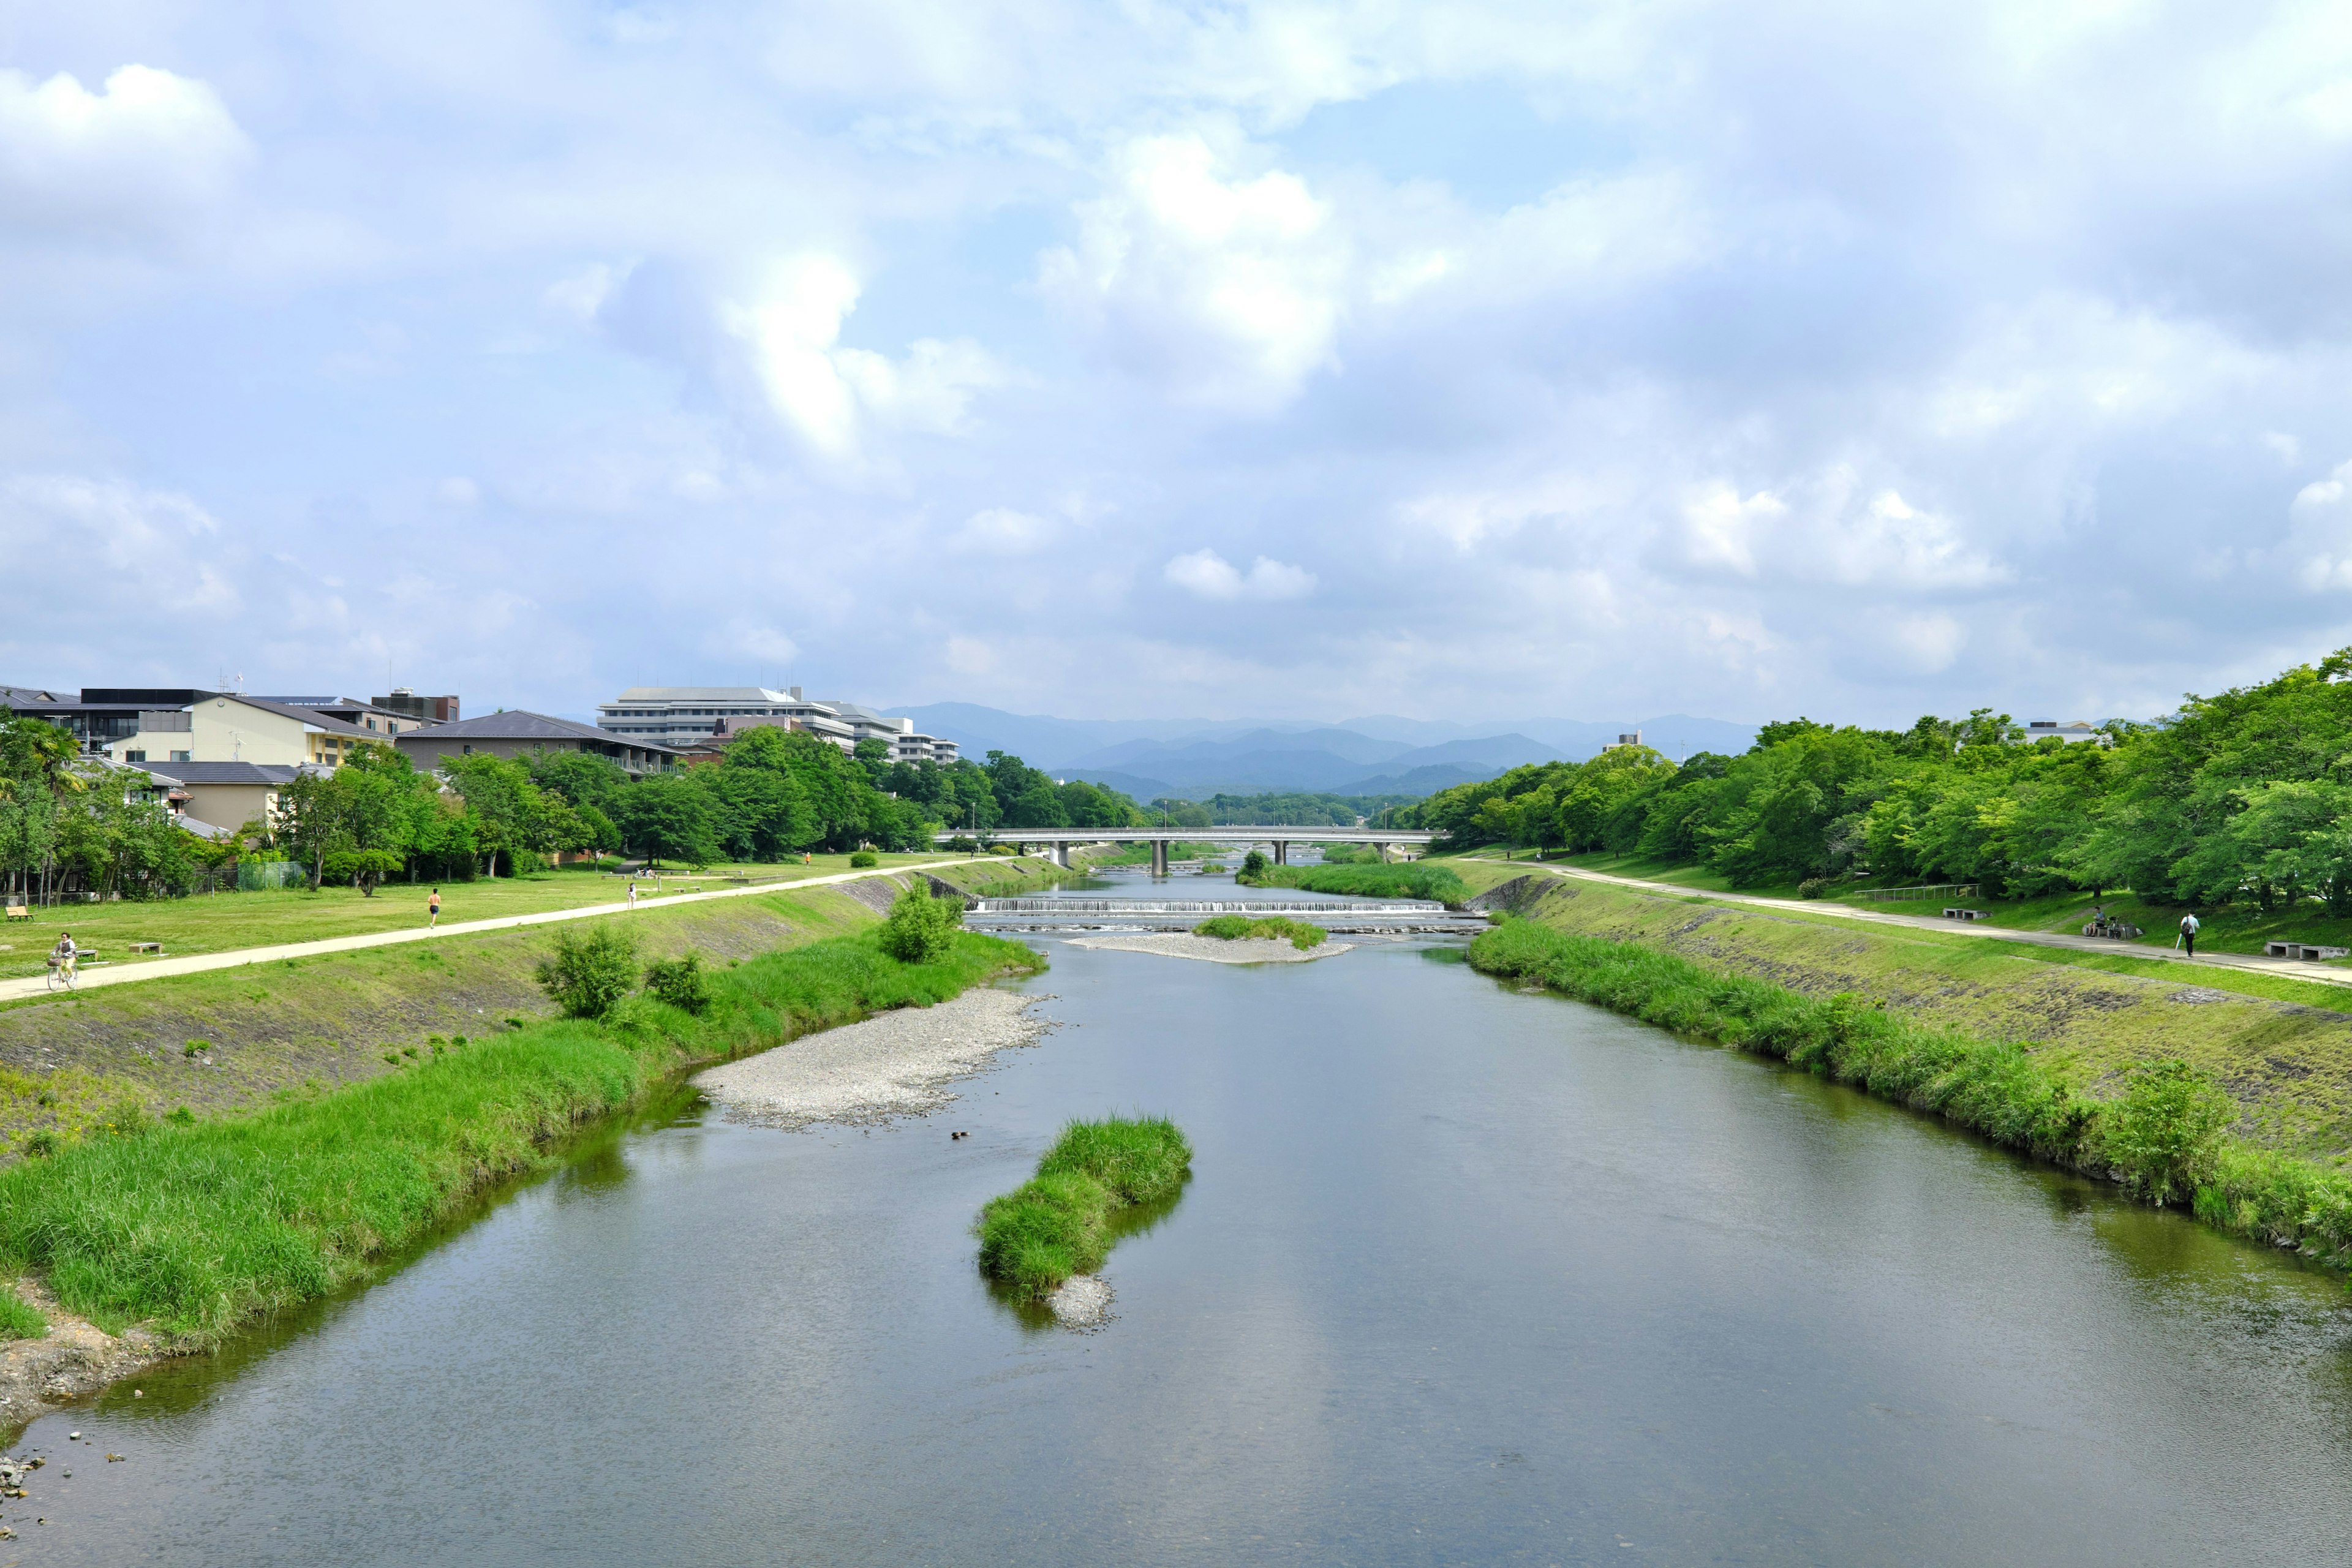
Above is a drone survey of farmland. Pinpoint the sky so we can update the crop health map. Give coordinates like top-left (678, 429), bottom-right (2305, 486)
top-left (4, 1), bottom-right (2352, 730)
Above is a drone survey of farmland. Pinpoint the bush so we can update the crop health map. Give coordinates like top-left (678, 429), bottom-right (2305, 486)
top-left (534, 924), bottom-right (641, 1020)
top-left (2103, 1059), bottom-right (2235, 1205)
top-left (945, 834), bottom-right (978, 853)
top-left (879, 881), bottom-right (963, 964)
top-left (1797, 877), bottom-right (1831, 899)
top-left (643, 951), bottom-right (712, 1014)
top-left (1240, 849), bottom-right (1270, 880)
top-left (849, 850), bottom-right (879, 868)
top-left (987, 843), bottom-right (1017, 856)
top-left (321, 848), bottom-right (405, 895)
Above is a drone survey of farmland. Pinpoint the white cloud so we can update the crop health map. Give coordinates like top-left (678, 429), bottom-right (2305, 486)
top-left (0, 64), bottom-right (251, 240)
top-left (1164, 548), bottom-right (1316, 600)
top-left (1042, 134), bottom-right (1347, 409)
top-left (725, 254), bottom-right (1003, 458)
top-left (2286, 459), bottom-right (2352, 590)
top-left (951, 507), bottom-right (1055, 554)
top-left (0, 475), bottom-right (238, 611)
top-left (1678, 473), bottom-right (2007, 591)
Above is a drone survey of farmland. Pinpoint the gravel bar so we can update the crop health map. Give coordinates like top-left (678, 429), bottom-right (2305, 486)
top-left (1063, 933), bottom-right (1354, 964)
top-left (693, 987), bottom-right (1053, 1128)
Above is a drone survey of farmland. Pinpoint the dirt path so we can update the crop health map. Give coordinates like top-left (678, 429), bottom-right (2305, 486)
top-left (1492, 859), bottom-right (2352, 989)
top-left (0, 858), bottom-right (995, 1005)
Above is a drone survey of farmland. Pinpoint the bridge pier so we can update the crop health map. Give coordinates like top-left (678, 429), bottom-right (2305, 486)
top-left (1052, 841), bottom-right (1072, 869)
top-left (1371, 841), bottom-right (1389, 862)
top-left (1273, 841), bottom-right (1288, 865)
top-left (1150, 839), bottom-right (1169, 876)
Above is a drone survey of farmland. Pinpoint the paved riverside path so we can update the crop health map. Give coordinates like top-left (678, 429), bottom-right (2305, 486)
top-left (1483, 858), bottom-right (2352, 993)
top-left (0, 858), bottom-right (997, 1005)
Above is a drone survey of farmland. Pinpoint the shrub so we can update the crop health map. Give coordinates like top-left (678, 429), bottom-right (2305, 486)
top-left (2103, 1059), bottom-right (2235, 1206)
top-left (879, 882), bottom-right (963, 965)
top-left (534, 924), bottom-right (641, 1020)
top-left (849, 850), bottom-right (879, 868)
top-left (987, 843), bottom-right (1017, 856)
top-left (184, 1039), bottom-right (210, 1058)
top-left (0, 1281), bottom-right (45, 1340)
top-left (1797, 877), bottom-right (1831, 899)
top-left (644, 951), bottom-right (713, 1014)
top-left (1239, 849), bottom-right (1270, 880)
top-left (946, 834), bottom-right (978, 853)
top-left (99, 1098), bottom-right (151, 1138)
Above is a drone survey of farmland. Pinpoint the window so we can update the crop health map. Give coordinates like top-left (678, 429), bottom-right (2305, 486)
top-left (171, 750), bottom-right (191, 763)
top-left (125, 749), bottom-right (147, 762)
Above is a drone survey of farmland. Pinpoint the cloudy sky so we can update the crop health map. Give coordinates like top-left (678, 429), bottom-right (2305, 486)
top-left (4, 1), bottom-right (2351, 729)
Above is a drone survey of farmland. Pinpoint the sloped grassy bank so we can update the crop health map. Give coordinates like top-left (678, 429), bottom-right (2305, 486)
top-left (977, 1116), bottom-right (1193, 1298)
top-left (0, 926), bottom-right (1042, 1346)
top-left (1469, 919), bottom-right (2352, 1276)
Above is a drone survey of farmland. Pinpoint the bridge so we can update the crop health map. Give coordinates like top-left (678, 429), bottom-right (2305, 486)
top-left (928, 826), bottom-right (1437, 874)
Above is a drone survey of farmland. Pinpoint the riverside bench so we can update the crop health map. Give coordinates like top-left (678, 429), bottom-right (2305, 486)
top-left (2082, 918), bottom-right (2143, 939)
top-left (2264, 941), bottom-right (2350, 961)
top-left (1942, 907), bottom-right (1990, 921)
top-left (128, 941), bottom-right (164, 954)
top-left (3, 904), bottom-right (27, 922)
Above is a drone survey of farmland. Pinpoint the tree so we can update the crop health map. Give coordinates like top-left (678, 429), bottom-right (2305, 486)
top-left (616, 772), bottom-right (722, 865)
top-left (878, 880), bottom-right (962, 963)
top-left (323, 847), bottom-right (405, 895)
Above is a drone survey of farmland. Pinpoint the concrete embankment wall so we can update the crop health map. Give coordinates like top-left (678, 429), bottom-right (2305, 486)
top-left (1484, 873), bottom-right (2352, 1164)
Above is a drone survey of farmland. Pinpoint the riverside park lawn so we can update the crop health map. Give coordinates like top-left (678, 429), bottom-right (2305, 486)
top-left (0, 854), bottom-right (962, 982)
top-left (1537, 851), bottom-right (2352, 965)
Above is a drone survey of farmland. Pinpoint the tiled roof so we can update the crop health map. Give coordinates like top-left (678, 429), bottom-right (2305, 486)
top-left (398, 710), bottom-right (682, 753)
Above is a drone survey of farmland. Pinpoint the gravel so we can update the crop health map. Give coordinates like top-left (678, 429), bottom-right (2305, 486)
top-left (693, 987), bottom-right (1053, 1129)
top-left (1048, 1274), bottom-right (1115, 1329)
top-left (1063, 932), bottom-right (1354, 964)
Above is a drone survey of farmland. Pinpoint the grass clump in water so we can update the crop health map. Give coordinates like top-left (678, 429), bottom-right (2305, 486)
top-left (0, 1280), bottom-right (44, 1340)
top-left (1468, 916), bottom-right (2352, 1275)
top-left (976, 1115), bottom-right (1192, 1299)
top-left (0, 926), bottom-right (1042, 1344)
top-left (1190, 914), bottom-right (1327, 949)
top-left (1238, 861), bottom-right (1468, 905)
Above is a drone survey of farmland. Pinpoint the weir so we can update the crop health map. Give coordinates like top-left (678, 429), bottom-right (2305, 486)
top-left (964, 895), bottom-right (1479, 934)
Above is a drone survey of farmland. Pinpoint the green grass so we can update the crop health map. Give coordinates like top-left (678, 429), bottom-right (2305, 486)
top-left (0, 927), bottom-right (1043, 1343)
top-left (975, 1115), bottom-right (1193, 1298)
top-left (1191, 915), bottom-right (1327, 949)
top-left (0, 1280), bottom-right (44, 1339)
top-left (0, 853), bottom-right (991, 981)
top-left (1240, 862), bottom-right (1469, 904)
top-left (1468, 918), bottom-right (2352, 1275)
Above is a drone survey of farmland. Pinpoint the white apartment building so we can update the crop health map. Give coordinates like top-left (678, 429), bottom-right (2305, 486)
top-left (595, 686), bottom-right (957, 763)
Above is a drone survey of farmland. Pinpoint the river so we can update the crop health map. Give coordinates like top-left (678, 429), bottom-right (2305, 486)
top-left (15, 873), bottom-right (2352, 1564)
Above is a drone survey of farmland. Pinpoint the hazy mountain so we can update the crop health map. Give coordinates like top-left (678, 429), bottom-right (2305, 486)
top-left (893, 702), bottom-right (1754, 795)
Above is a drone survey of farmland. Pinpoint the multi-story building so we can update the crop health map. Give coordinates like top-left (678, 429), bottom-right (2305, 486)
top-left (394, 710), bottom-right (679, 778)
top-left (595, 687), bottom-right (955, 762)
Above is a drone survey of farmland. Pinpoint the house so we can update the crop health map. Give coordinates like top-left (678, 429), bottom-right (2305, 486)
top-left (180, 694), bottom-right (388, 769)
top-left (2022, 720), bottom-right (2103, 745)
top-left (257, 695), bottom-right (441, 741)
top-left (137, 761), bottom-right (312, 837)
top-left (394, 710), bottom-right (680, 778)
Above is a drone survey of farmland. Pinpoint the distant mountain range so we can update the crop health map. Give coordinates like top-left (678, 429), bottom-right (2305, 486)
top-left (888, 703), bottom-right (1756, 801)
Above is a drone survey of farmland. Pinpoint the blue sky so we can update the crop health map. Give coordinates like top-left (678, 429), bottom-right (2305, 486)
top-left (6, 1), bottom-right (2352, 728)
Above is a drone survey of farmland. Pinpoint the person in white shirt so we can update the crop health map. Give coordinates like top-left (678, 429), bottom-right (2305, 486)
top-left (2179, 912), bottom-right (2200, 957)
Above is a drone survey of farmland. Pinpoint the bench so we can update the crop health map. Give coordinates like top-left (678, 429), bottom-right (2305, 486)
top-left (1942, 907), bottom-right (1990, 921)
top-left (2082, 919), bottom-right (2142, 939)
top-left (129, 941), bottom-right (164, 954)
top-left (2264, 941), bottom-right (2350, 961)
top-left (3, 905), bottom-right (27, 922)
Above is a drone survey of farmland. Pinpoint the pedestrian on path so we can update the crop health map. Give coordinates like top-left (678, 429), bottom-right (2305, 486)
top-left (627, 879), bottom-right (638, 910)
top-left (427, 888), bottom-right (440, 927)
top-left (2178, 911), bottom-right (2199, 957)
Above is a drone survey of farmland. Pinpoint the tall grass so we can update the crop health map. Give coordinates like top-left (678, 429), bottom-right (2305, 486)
top-left (1242, 862), bottom-right (1469, 904)
top-left (0, 1281), bottom-right (43, 1339)
top-left (1191, 914), bottom-right (1327, 949)
top-left (1469, 918), bottom-right (2352, 1276)
top-left (0, 928), bottom-right (1042, 1343)
top-left (976, 1116), bottom-right (1192, 1298)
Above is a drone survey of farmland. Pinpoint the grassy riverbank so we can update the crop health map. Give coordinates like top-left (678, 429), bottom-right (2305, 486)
top-left (1192, 915), bottom-right (1327, 949)
top-left (0, 917), bottom-right (1041, 1346)
top-left (1471, 916), bottom-right (2352, 1273)
top-left (976, 1116), bottom-right (1192, 1298)
top-left (1238, 862), bottom-right (1468, 904)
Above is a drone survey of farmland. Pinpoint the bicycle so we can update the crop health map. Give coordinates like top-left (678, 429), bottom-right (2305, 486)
top-left (44, 952), bottom-right (77, 992)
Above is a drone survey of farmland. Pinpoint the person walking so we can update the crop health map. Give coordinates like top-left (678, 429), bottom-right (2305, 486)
top-left (627, 878), bottom-right (639, 910)
top-left (2178, 911), bottom-right (2199, 957)
top-left (428, 888), bottom-right (440, 927)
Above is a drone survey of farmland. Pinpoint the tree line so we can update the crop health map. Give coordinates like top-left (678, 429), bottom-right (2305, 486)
top-left (1378, 649), bottom-right (2352, 909)
top-left (0, 709), bottom-right (1154, 899)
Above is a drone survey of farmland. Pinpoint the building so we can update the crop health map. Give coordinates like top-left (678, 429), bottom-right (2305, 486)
top-left (372, 688), bottom-right (461, 725)
top-left (135, 761), bottom-right (312, 837)
top-left (2, 687), bottom-right (211, 756)
top-left (396, 710), bottom-right (680, 777)
top-left (259, 695), bottom-right (441, 740)
top-left (180, 694), bottom-right (387, 769)
top-left (2024, 720), bottom-right (2103, 745)
top-left (594, 686), bottom-right (954, 762)
top-left (1599, 730), bottom-right (1644, 752)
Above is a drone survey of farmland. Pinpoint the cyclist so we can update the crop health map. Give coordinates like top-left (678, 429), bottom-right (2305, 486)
top-left (50, 932), bottom-right (78, 985)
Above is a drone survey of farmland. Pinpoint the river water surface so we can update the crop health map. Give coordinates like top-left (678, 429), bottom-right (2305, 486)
top-left (17, 877), bottom-right (2352, 1564)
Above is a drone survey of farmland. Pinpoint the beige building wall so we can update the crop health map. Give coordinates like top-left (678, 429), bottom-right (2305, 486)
top-left (189, 698), bottom-right (311, 766)
top-left (179, 782), bottom-right (280, 834)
